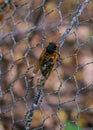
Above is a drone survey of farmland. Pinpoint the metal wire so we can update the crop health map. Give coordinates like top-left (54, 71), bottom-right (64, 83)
top-left (0, 0), bottom-right (93, 130)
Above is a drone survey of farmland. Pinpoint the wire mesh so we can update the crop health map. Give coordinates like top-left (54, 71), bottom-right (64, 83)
top-left (0, 0), bottom-right (93, 130)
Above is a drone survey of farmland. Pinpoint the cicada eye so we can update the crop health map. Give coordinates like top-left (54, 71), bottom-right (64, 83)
top-left (56, 45), bottom-right (60, 48)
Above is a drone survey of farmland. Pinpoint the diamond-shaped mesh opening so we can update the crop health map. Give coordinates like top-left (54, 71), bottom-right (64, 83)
top-left (0, 0), bottom-right (93, 130)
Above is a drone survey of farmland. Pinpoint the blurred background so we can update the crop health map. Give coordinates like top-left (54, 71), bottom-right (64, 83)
top-left (0, 0), bottom-right (93, 130)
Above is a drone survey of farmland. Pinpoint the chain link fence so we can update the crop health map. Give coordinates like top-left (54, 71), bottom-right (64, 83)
top-left (0, 0), bottom-right (93, 130)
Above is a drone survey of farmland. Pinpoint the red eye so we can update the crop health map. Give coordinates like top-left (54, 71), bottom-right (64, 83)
top-left (56, 45), bottom-right (60, 48)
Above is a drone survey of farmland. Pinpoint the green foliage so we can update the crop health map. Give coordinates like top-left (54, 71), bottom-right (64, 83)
top-left (65, 121), bottom-right (82, 130)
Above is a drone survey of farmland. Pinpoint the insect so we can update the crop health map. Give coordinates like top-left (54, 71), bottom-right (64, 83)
top-left (25, 42), bottom-right (60, 130)
top-left (32, 42), bottom-right (60, 79)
